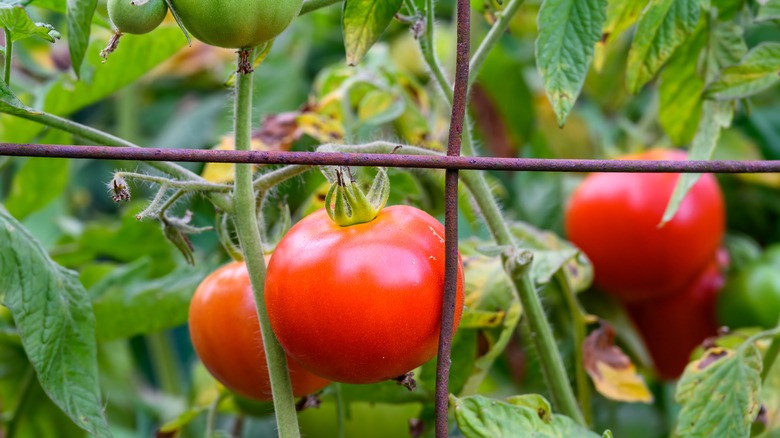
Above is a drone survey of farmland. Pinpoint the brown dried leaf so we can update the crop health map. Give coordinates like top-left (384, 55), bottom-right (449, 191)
top-left (583, 321), bottom-right (653, 403)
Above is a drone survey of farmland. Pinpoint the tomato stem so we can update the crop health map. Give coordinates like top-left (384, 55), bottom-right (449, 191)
top-left (231, 48), bottom-right (301, 438)
top-left (761, 328), bottom-right (780, 383)
top-left (4, 28), bottom-right (12, 86)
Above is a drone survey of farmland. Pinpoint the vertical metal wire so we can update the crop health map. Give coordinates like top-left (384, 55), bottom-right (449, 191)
top-left (435, 0), bottom-right (470, 435)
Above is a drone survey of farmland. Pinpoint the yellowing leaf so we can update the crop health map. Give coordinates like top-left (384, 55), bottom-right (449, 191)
top-left (297, 113), bottom-right (344, 143)
top-left (201, 136), bottom-right (265, 184)
top-left (583, 322), bottom-right (653, 403)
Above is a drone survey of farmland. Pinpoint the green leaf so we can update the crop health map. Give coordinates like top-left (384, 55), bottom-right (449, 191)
top-left (603, 0), bottom-right (648, 40)
top-left (705, 21), bottom-right (747, 83)
top-left (5, 158), bottom-right (70, 220)
top-left (0, 78), bottom-right (38, 115)
top-left (535, 0), bottom-right (607, 125)
top-left (659, 22), bottom-right (705, 145)
top-left (0, 4), bottom-right (60, 42)
top-left (91, 259), bottom-right (211, 341)
top-left (707, 42), bottom-right (780, 100)
top-left (0, 206), bottom-right (111, 437)
top-left (626, 0), bottom-right (700, 94)
top-left (44, 25), bottom-right (188, 115)
top-left (342, 0), bottom-right (403, 66)
top-left (757, 0), bottom-right (780, 22)
top-left (66, 0), bottom-right (96, 77)
top-left (452, 394), bottom-right (602, 438)
top-left (660, 100), bottom-right (732, 225)
top-left (357, 89), bottom-right (405, 125)
top-left (675, 346), bottom-right (762, 437)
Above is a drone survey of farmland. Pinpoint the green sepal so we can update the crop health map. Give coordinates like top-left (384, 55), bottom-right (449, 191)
top-left (325, 167), bottom-right (390, 226)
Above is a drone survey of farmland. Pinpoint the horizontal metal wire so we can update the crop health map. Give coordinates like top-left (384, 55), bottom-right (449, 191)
top-left (2, 143), bottom-right (780, 173)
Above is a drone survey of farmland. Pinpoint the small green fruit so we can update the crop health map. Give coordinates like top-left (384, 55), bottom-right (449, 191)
top-left (108, 0), bottom-right (168, 35)
top-left (170, 0), bottom-right (303, 49)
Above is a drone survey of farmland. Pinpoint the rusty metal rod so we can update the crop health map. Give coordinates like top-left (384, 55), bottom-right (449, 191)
top-left (436, 0), bottom-right (470, 433)
top-left (1, 143), bottom-right (780, 173)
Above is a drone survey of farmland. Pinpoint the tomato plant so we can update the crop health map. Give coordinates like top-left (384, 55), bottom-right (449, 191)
top-left (717, 244), bottom-right (780, 329)
top-left (625, 257), bottom-right (723, 380)
top-left (170, 0), bottom-right (303, 48)
top-left (189, 261), bottom-right (330, 400)
top-left (565, 149), bottom-right (725, 302)
top-left (265, 205), bottom-right (465, 384)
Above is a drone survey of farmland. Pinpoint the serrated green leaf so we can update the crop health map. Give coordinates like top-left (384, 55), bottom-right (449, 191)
top-left (660, 100), bottom-right (732, 225)
top-left (452, 394), bottom-right (602, 438)
top-left (342, 0), bottom-right (402, 66)
top-left (707, 42), bottom-right (780, 100)
top-left (0, 78), bottom-right (38, 115)
top-left (91, 260), bottom-right (211, 341)
top-left (0, 206), bottom-right (111, 437)
top-left (659, 22), bottom-right (705, 145)
top-left (705, 21), bottom-right (747, 83)
top-left (5, 158), bottom-right (69, 220)
top-left (675, 346), bottom-right (762, 438)
top-left (757, 0), bottom-right (780, 22)
top-left (626, 0), bottom-right (700, 93)
top-left (66, 0), bottom-right (96, 77)
top-left (535, 0), bottom-right (607, 125)
top-left (603, 0), bottom-right (648, 39)
top-left (0, 4), bottom-right (60, 42)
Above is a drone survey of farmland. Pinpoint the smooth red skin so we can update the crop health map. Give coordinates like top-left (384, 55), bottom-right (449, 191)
top-left (626, 259), bottom-right (723, 380)
top-left (565, 149), bottom-right (725, 302)
top-left (189, 262), bottom-right (330, 401)
top-left (265, 205), bottom-right (465, 384)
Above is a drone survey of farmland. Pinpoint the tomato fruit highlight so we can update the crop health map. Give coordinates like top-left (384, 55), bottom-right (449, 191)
top-left (265, 205), bottom-right (465, 384)
top-left (189, 261), bottom-right (330, 401)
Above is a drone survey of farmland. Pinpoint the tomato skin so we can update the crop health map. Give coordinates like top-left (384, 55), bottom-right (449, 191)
top-left (170, 0), bottom-right (303, 49)
top-left (265, 205), bottom-right (465, 384)
top-left (626, 258), bottom-right (723, 380)
top-left (108, 0), bottom-right (167, 35)
top-left (717, 247), bottom-right (780, 329)
top-left (565, 149), bottom-right (725, 302)
top-left (189, 261), bottom-right (330, 401)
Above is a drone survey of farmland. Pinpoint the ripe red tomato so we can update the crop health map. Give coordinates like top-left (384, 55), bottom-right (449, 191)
top-left (565, 149), bottom-right (725, 302)
top-left (625, 257), bottom-right (723, 380)
top-left (189, 261), bottom-right (330, 401)
top-left (265, 205), bottom-right (465, 384)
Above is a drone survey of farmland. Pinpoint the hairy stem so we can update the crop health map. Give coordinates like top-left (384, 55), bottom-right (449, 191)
top-left (557, 272), bottom-right (592, 425)
top-left (204, 392), bottom-right (226, 438)
top-left (4, 29), bottom-right (12, 86)
top-left (468, 0), bottom-right (526, 86)
top-left (11, 111), bottom-right (233, 212)
top-left (231, 49), bottom-right (300, 438)
top-left (115, 171), bottom-right (233, 192)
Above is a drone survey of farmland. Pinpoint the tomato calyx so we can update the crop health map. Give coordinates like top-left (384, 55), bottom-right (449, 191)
top-left (392, 372), bottom-right (417, 391)
top-left (325, 167), bottom-right (390, 226)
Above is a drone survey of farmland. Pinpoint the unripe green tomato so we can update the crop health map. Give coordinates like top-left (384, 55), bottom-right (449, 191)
top-left (717, 263), bottom-right (780, 329)
top-left (170, 0), bottom-right (303, 49)
top-left (108, 0), bottom-right (168, 35)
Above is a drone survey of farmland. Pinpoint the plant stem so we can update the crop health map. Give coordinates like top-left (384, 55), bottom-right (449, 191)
top-left (146, 332), bottom-right (184, 395)
top-left (300, 0), bottom-right (342, 15)
top-left (11, 111), bottom-right (233, 212)
top-left (414, 0), bottom-right (584, 423)
top-left (204, 392), bottom-right (226, 438)
top-left (503, 254), bottom-right (586, 425)
top-left (335, 383), bottom-right (346, 438)
top-left (115, 171), bottom-right (233, 192)
top-left (231, 50), bottom-right (300, 438)
top-left (468, 0), bottom-right (526, 86)
top-left (761, 329), bottom-right (780, 383)
top-left (5, 366), bottom-right (34, 438)
top-left (4, 29), bottom-right (12, 86)
top-left (557, 272), bottom-right (592, 425)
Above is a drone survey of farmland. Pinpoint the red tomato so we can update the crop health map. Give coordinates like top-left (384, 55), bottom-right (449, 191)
top-left (189, 261), bottom-right (330, 401)
top-left (265, 205), bottom-right (465, 384)
top-left (625, 258), bottom-right (723, 380)
top-left (565, 149), bottom-right (725, 302)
